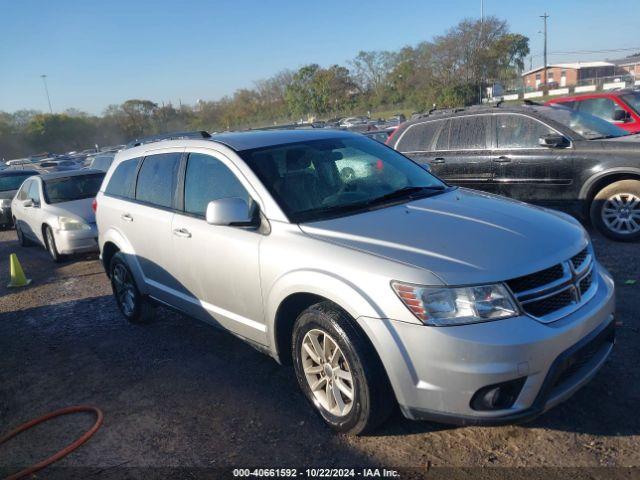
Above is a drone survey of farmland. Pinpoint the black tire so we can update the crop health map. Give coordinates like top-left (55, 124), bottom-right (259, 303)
top-left (15, 220), bottom-right (33, 247)
top-left (109, 252), bottom-right (154, 324)
top-left (590, 180), bottom-right (640, 242)
top-left (44, 225), bottom-right (64, 262)
top-left (292, 301), bottom-right (394, 435)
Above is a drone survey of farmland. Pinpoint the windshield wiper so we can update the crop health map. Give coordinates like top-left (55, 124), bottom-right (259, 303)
top-left (367, 185), bottom-right (447, 206)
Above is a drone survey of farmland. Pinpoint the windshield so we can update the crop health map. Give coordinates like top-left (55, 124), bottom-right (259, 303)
top-left (241, 135), bottom-right (448, 223)
top-left (621, 92), bottom-right (640, 115)
top-left (0, 174), bottom-right (35, 192)
top-left (43, 173), bottom-right (104, 204)
top-left (541, 106), bottom-right (628, 139)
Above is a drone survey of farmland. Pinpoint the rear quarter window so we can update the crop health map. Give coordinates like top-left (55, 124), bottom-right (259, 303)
top-left (396, 119), bottom-right (444, 152)
top-left (105, 157), bottom-right (141, 199)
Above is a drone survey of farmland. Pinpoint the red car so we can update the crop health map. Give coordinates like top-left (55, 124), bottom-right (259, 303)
top-left (546, 89), bottom-right (640, 134)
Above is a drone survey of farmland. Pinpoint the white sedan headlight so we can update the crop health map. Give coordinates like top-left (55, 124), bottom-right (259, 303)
top-left (392, 281), bottom-right (519, 326)
top-left (58, 216), bottom-right (91, 231)
top-left (0, 199), bottom-right (11, 208)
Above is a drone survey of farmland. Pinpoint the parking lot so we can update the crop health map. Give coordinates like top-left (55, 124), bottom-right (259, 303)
top-left (0, 225), bottom-right (639, 476)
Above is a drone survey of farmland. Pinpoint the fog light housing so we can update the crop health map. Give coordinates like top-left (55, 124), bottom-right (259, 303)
top-left (470, 377), bottom-right (526, 411)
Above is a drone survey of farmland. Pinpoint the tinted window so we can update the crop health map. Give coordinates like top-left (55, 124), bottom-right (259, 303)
top-left (621, 92), bottom-right (640, 115)
top-left (496, 114), bottom-right (554, 148)
top-left (538, 106), bottom-right (628, 139)
top-left (577, 98), bottom-right (617, 121)
top-left (397, 120), bottom-right (444, 152)
top-left (184, 153), bottom-right (249, 216)
top-left (449, 116), bottom-right (487, 150)
top-left (0, 173), bottom-right (35, 192)
top-left (105, 158), bottom-right (141, 198)
top-left (434, 120), bottom-right (451, 150)
top-left (44, 173), bottom-right (105, 204)
top-left (135, 153), bottom-right (181, 208)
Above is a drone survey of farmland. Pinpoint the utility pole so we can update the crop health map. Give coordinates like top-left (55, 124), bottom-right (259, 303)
top-left (40, 74), bottom-right (53, 114)
top-left (540, 13), bottom-right (549, 86)
top-left (479, 0), bottom-right (484, 103)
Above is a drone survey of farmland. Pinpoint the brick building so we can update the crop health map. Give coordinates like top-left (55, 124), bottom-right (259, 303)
top-left (614, 54), bottom-right (640, 78)
top-left (521, 61), bottom-right (618, 90)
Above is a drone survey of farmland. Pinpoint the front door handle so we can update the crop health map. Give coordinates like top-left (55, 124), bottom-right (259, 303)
top-left (493, 156), bottom-right (512, 163)
top-left (121, 213), bottom-right (133, 222)
top-left (431, 157), bottom-right (445, 164)
top-left (172, 228), bottom-right (192, 238)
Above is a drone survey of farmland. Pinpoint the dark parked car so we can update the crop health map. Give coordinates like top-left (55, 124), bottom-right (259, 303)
top-left (388, 104), bottom-right (640, 241)
top-left (0, 170), bottom-right (39, 227)
top-left (88, 153), bottom-right (116, 172)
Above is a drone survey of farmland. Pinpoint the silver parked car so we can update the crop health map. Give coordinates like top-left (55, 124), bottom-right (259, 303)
top-left (12, 170), bottom-right (104, 261)
top-left (96, 130), bottom-right (615, 434)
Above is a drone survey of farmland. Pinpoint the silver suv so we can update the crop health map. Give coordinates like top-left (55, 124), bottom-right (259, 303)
top-left (96, 129), bottom-right (615, 434)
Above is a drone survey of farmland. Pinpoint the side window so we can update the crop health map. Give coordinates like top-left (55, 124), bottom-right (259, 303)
top-left (396, 120), bottom-right (444, 152)
top-left (135, 153), bottom-right (182, 208)
top-left (105, 158), bottom-right (141, 198)
top-left (496, 114), bottom-right (554, 149)
top-left (449, 116), bottom-right (488, 150)
top-left (28, 181), bottom-right (41, 204)
top-left (184, 153), bottom-right (250, 217)
top-left (434, 120), bottom-right (451, 150)
top-left (17, 180), bottom-right (31, 201)
top-left (577, 98), bottom-right (617, 121)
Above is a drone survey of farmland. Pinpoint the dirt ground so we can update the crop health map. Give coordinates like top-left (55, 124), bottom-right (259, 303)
top-left (0, 226), bottom-right (639, 479)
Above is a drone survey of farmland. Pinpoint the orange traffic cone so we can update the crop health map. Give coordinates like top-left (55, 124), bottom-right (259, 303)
top-left (7, 253), bottom-right (31, 288)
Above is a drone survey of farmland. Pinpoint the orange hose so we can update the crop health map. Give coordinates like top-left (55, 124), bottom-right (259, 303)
top-left (0, 406), bottom-right (104, 480)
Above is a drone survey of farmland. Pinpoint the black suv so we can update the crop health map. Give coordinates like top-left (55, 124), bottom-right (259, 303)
top-left (388, 104), bottom-right (640, 241)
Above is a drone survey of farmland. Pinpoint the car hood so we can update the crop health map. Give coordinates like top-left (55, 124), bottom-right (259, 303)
top-left (0, 189), bottom-right (17, 200)
top-left (300, 188), bottom-right (588, 285)
top-left (46, 198), bottom-right (96, 224)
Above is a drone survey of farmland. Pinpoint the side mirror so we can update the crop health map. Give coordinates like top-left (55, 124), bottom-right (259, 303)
top-left (22, 199), bottom-right (34, 208)
top-left (612, 109), bottom-right (630, 122)
top-left (205, 197), bottom-right (255, 226)
top-left (539, 134), bottom-right (570, 148)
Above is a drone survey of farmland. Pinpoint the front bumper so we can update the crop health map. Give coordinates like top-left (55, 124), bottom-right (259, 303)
top-left (54, 224), bottom-right (99, 255)
top-left (357, 263), bottom-right (615, 425)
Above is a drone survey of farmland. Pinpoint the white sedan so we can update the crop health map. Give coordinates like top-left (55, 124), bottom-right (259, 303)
top-left (11, 170), bottom-right (105, 262)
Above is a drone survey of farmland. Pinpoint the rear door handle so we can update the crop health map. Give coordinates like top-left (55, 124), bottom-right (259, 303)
top-left (431, 157), bottom-right (445, 164)
top-left (121, 213), bottom-right (133, 222)
top-left (493, 156), bottom-right (511, 163)
top-left (172, 228), bottom-right (192, 238)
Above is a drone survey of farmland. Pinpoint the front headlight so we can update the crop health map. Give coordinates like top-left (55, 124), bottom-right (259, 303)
top-left (392, 281), bottom-right (519, 326)
top-left (0, 199), bottom-right (11, 208)
top-left (58, 216), bottom-right (91, 231)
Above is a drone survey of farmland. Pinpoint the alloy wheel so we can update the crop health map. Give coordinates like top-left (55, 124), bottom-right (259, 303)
top-left (112, 263), bottom-right (137, 317)
top-left (46, 228), bottom-right (57, 260)
top-left (601, 192), bottom-right (640, 235)
top-left (301, 329), bottom-right (354, 417)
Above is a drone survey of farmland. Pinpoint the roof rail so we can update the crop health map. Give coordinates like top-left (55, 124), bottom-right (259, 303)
top-left (126, 131), bottom-right (212, 148)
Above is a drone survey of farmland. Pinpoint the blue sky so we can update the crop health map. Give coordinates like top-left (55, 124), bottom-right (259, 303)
top-left (1, 0), bottom-right (639, 115)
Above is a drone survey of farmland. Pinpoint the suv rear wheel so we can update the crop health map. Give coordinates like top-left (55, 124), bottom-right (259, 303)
top-left (109, 252), bottom-right (153, 323)
top-left (591, 180), bottom-right (640, 241)
top-left (291, 301), bottom-right (394, 435)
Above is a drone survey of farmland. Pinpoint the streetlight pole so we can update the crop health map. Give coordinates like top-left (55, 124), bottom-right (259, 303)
top-left (40, 74), bottom-right (53, 114)
top-left (540, 13), bottom-right (549, 87)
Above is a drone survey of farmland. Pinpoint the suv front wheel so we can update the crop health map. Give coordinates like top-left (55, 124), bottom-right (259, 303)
top-left (292, 301), bottom-right (394, 435)
top-left (591, 179), bottom-right (640, 241)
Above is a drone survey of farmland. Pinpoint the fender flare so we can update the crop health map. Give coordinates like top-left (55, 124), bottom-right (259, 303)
top-left (265, 269), bottom-right (386, 356)
top-left (579, 167), bottom-right (640, 200)
top-left (99, 228), bottom-right (148, 294)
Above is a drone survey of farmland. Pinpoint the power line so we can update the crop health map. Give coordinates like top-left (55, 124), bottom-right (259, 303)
top-left (530, 47), bottom-right (640, 59)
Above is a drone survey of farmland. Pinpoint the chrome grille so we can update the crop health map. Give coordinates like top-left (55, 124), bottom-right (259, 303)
top-left (506, 246), bottom-right (596, 323)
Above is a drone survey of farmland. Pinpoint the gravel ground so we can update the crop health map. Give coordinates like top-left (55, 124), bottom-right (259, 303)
top-left (0, 226), bottom-right (639, 479)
